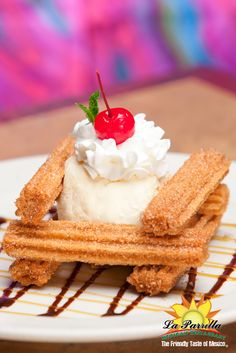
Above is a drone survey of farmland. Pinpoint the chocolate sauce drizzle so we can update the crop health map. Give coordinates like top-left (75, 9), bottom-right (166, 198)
top-left (48, 206), bottom-right (58, 220)
top-left (40, 263), bottom-right (105, 316)
top-left (204, 252), bottom-right (236, 300)
top-left (0, 254), bottom-right (234, 316)
top-left (40, 265), bottom-right (144, 317)
top-left (0, 282), bottom-right (31, 309)
top-left (183, 267), bottom-right (197, 302)
top-left (103, 282), bottom-right (145, 316)
top-left (0, 217), bottom-right (7, 225)
top-left (0, 217), bottom-right (8, 253)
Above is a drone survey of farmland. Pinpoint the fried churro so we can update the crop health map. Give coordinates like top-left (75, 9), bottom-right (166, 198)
top-left (16, 136), bottom-right (74, 225)
top-left (127, 265), bottom-right (189, 296)
top-left (10, 259), bottom-right (59, 286)
top-left (198, 183), bottom-right (229, 216)
top-left (3, 197), bottom-right (225, 267)
top-left (129, 184), bottom-right (229, 295)
top-left (142, 149), bottom-right (230, 236)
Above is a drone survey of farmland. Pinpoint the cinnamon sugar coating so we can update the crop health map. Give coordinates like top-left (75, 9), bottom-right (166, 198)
top-left (2, 216), bottom-right (215, 266)
top-left (15, 136), bottom-right (74, 225)
top-left (128, 184), bottom-right (229, 295)
top-left (5, 145), bottom-right (230, 293)
top-left (10, 259), bottom-right (59, 286)
top-left (127, 265), bottom-right (188, 296)
top-left (142, 149), bottom-right (230, 236)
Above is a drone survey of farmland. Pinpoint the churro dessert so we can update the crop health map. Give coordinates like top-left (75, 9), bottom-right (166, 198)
top-left (3, 72), bottom-right (231, 296)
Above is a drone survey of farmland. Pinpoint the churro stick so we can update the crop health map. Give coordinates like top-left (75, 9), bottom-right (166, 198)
top-left (127, 265), bottom-right (189, 296)
top-left (198, 183), bottom-right (229, 216)
top-left (10, 259), bottom-right (59, 287)
top-left (142, 149), bottom-right (230, 236)
top-left (129, 184), bottom-right (229, 295)
top-left (16, 136), bottom-right (74, 224)
top-left (2, 215), bottom-right (223, 267)
top-left (6, 185), bottom-right (228, 288)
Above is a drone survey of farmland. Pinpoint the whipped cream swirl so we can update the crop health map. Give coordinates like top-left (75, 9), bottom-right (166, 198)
top-left (73, 113), bottom-right (170, 181)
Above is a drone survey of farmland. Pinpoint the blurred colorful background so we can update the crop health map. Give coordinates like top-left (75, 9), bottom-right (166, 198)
top-left (1, 0), bottom-right (236, 121)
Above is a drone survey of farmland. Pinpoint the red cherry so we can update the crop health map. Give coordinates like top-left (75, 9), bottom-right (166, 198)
top-left (95, 71), bottom-right (135, 145)
top-left (94, 107), bottom-right (135, 145)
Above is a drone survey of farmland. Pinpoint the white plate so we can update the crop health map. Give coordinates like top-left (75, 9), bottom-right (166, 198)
top-left (0, 153), bottom-right (235, 343)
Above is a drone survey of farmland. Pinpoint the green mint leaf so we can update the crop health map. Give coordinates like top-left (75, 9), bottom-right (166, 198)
top-left (89, 90), bottom-right (100, 117)
top-left (75, 91), bottom-right (100, 124)
top-left (75, 103), bottom-right (94, 123)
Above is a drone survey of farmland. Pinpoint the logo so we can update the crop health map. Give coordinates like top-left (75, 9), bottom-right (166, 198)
top-left (161, 296), bottom-right (228, 348)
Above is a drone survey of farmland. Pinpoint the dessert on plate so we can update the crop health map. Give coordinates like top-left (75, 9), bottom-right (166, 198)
top-left (3, 73), bottom-right (231, 296)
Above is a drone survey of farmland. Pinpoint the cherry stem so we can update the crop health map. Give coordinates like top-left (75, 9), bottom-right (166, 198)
top-left (96, 71), bottom-right (112, 117)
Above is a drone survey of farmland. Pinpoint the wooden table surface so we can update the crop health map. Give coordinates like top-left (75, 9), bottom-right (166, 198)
top-left (0, 72), bottom-right (235, 352)
top-left (0, 75), bottom-right (236, 160)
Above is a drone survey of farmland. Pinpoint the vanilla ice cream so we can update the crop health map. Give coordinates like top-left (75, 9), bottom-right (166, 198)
top-left (57, 155), bottom-right (159, 225)
top-left (58, 113), bottom-right (170, 225)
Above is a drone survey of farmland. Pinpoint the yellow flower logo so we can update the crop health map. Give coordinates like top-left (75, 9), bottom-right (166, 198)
top-left (166, 296), bottom-right (220, 331)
